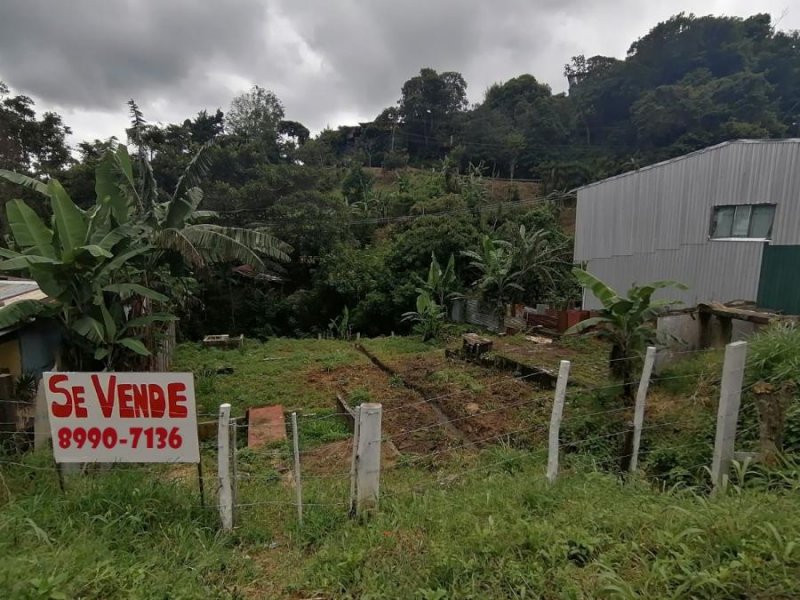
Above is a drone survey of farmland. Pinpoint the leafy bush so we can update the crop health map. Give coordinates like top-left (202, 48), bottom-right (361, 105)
top-left (746, 323), bottom-right (800, 463)
top-left (747, 322), bottom-right (800, 387)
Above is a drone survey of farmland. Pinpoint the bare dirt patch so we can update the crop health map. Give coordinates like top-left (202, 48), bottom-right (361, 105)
top-left (381, 351), bottom-right (552, 448)
top-left (305, 363), bottom-right (459, 455)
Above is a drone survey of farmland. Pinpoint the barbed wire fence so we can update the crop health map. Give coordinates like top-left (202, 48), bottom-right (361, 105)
top-left (205, 340), bottom-right (766, 531)
top-left (0, 339), bottom-right (776, 532)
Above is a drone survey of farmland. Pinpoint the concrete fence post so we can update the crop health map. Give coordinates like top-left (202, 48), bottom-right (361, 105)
top-left (217, 403), bottom-right (233, 531)
top-left (629, 346), bottom-right (657, 472)
top-left (711, 341), bottom-right (748, 491)
top-left (356, 403), bottom-right (382, 514)
top-left (348, 405), bottom-right (362, 516)
top-left (291, 412), bottom-right (304, 526)
top-left (547, 360), bottom-right (571, 484)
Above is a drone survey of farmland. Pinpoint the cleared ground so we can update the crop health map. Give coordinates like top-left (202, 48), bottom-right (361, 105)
top-left (2, 335), bottom-right (793, 599)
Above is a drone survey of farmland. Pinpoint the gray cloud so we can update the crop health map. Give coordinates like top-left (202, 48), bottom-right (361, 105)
top-left (0, 0), bottom-right (797, 144)
top-left (0, 0), bottom-right (273, 108)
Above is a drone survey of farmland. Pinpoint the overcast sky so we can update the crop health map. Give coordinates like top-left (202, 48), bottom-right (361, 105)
top-left (0, 0), bottom-right (797, 147)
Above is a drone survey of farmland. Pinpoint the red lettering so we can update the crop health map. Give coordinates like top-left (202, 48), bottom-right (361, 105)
top-left (167, 382), bottom-right (188, 418)
top-left (49, 374), bottom-right (72, 418)
top-left (132, 384), bottom-right (149, 418)
top-left (118, 383), bottom-right (134, 418)
top-left (148, 384), bottom-right (165, 418)
top-left (71, 385), bottom-right (88, 418)
top-left (92, 374), bottom-right (116, 418)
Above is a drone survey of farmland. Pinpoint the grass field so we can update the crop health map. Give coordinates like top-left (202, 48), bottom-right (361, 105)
top-left (1, 335), bottom-right (797, 599)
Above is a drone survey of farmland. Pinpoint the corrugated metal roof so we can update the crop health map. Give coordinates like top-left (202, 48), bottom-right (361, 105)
top-left (575, 139), bottom-right (800, 192)
top-left (0, 279), bottom-right (46, 306)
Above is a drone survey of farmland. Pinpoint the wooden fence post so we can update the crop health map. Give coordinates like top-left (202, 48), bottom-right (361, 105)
top-left (291, 412), bottom-right (303, 526)
top-left (629, 346), bottom-right (657, 472)
top-left (34, 375), bottom-right (51, 451)
top-left (356, 403), bottom-right (382, 514)
top-left (711, 341), bottom-right (748, 491)
top-left (547, 360), bottom-right (571, 484)
top-left (217, 403), bottom-right (233, 531)
top-left (349, 405), bottom-right (362, 516)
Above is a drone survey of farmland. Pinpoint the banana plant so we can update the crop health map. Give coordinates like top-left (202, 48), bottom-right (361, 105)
top-left (402, 291), bottom-right (446, 342)
top-left (461, 235), bottom-right (523, 316)
top-left (0, 169), bottom-right (175, 370)
top-left (125, 102), bottom-right (292, 274)
top-left (567, 268), bottom-right (687, 401)
top-left (415, 252), bottom-right (458, 310)
top-left (328, 306), bottom-right (351, 340)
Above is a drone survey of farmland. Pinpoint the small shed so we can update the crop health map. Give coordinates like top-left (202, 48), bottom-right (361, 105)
top-left (0, 279), bottom-right (60, 433)
top-left (0, 279), bottom-right (59, 378)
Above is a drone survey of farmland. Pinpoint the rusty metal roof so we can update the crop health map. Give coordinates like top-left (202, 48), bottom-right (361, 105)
top-left (0, 279), bottom-right (46, 306)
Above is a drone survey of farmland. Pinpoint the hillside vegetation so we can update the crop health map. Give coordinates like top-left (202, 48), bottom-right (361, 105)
top-left (2, 12), bottom-right (799, 340)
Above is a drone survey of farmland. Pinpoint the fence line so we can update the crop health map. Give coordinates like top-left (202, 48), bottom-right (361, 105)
top-left (4, 342), bottom-right (786, 534)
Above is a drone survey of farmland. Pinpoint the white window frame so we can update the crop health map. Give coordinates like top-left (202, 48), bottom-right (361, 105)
top-left (709, 204), bottom-right (776, 241)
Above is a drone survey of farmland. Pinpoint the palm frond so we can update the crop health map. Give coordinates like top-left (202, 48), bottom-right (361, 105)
top-left (171, 142), bottom-right (213, 202)
top-left (153, 229), bottom-right (205, 269)
top-left (0, 170), bottom-right (49, 196)
top-left (179, 225), bottom-right (277, 271)
top-left (0, 299), bottom-right (50, 329)
top-left (164, 187), bottom-right (204, 229)
top-left (128, 99), bottom-right (146, 140)
top-left (139, 148), bottom-right (158, 208)
top-left (188, 224), bottom-right (292, 264)
top-left (127, 100), bottom-right (158, 207)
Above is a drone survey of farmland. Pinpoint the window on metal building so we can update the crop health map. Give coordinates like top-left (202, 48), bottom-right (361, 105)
top-left (710, 204), bottom-right (776, 240)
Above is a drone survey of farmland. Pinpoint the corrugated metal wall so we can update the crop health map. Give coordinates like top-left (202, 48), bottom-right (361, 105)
top-left (575, 140), bottom-right (800, 310)
top-left (464, 299), bottom-right (502, 332)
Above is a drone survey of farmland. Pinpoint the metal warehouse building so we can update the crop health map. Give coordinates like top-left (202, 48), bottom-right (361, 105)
top-left (574, 139), bottom-right (800, 314)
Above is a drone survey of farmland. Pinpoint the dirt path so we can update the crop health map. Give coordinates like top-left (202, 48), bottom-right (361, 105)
top-left (305, 357), bottom-right (460, 455)
top-left (355, 344), bottom-right (475, 449)
top-left (358, 343), bottom-right (554, 450)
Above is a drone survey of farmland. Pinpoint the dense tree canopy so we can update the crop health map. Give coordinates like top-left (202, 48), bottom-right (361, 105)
top-left (1, 12), bottom-right (798, 340)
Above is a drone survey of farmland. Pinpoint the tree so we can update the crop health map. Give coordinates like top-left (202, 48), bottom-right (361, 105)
top-left (188, 109), bottom-right (225, 144)
top-left (399, 68), bottom-right (467, 160)
top-left (0, 82), bottom-right (72, 176)
top-left (124, 102), bottom-right (292, 275)
top-left (566, 269), bottom-right (687, 401)
top-left (462, 225), bottom-right (568, 314)
top-left (0, 169), bottom-right (173, 370)
top-left (227, 86), bottom-right (285, 160)
top-left (510, 224), bottom-right (571, 302)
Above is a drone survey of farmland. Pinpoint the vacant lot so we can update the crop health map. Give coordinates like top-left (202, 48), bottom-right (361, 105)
top-left (1, 335), bottom-right (797, 599)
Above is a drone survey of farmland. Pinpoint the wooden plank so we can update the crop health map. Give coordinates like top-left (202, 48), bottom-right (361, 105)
top-left (336, 393), bottom-right (357, 432)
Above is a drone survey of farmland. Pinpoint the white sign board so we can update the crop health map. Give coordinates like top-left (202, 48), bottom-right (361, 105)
top-left (45, 372), bottom-right (200, 463)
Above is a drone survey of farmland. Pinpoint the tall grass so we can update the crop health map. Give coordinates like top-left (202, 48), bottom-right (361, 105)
top-left (293, 450), bottom-right (800, 599)
top-left (0, 455), bottom-right (244, 599)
